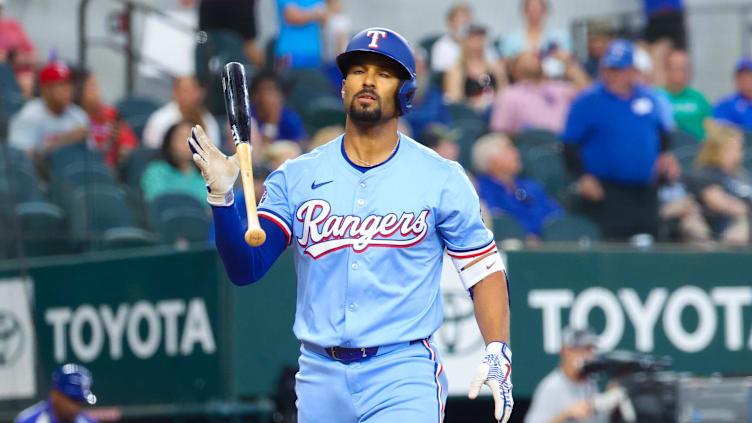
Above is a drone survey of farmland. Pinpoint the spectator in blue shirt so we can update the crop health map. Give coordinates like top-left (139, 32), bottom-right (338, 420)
top-left (643, 0), bottom-right (686, 50)
top-left (249, 70), bottom-right (307, 144)
top-left (14, 364), bottom-right (98, 423)
top-left (472, 132), bottom-right (563, 240)
top-left (713, 58), bottom-right (752, 131)
top-left (561, 40), bottom-right (680, 240)
top-left (275, 0), bottom-right (327, 68)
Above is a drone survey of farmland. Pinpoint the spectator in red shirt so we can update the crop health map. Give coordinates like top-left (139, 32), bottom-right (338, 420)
top-left (76, 71), bottom-right (139, 168)
top-left (0, 0), bottom-right (37, 72)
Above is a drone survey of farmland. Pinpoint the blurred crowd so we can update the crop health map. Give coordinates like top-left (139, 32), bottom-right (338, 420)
top-left (2, 0), bottom-right (752, 257)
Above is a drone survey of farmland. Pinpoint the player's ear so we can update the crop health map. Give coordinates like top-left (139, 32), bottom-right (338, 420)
top-left (340, 81), bottom-right (345, 99)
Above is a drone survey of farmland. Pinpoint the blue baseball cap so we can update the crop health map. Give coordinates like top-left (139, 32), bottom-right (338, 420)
top-left (52, 364), bottom-right (97, 405)
top-left (600, 39), bottom-right (634, 69)
top-left (735, 58), bottom-right (752, 74)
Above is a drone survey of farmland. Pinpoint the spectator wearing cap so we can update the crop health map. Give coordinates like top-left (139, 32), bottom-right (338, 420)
top-left (403, 48), bottom-right (451, 138)
top-left (472, 133), bottom-right (563, 239)
top-left (250, 70), bottom-right (307, 144)
top-left (489, 50), bottom-right (588, 136)
top-left (418, 123), bottom-right (459, 161)
top-left (524, 327), bottom-right (607, 423)
top-left (662, 50), bottom-right (711, 140)
top-left (444, 24), bottom-right (506, 112)
top-left (561, 40), bottom-right (680, 240)
top-left (713, 58), bottom-right (752, 131)
top-left (142, 76), bottom-right (220, 149)
top-left (275, 0), bottom-right (327, 69)
top-left (14, 363), bottom-right (98, 423)
top-left (8, 61), bottom-right (89, 156)
top-left (498, 0), bottom-right (572, 60)
top-left (76, 70), bottom-right (139, 168)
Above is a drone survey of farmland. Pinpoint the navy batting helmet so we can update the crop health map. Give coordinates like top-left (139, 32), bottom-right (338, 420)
top-left (336, 27), bottom-right (417, 115)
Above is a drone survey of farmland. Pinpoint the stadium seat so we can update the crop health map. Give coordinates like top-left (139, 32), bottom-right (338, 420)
top-left (521, 145), bottom-right (572, 204)
top-left (744, 131), bottom-right (752, 149)
top-left (447, 103), bottom-right (481, 122)
top-left (195, 29), bottom-right (248, 80)
top-left (0, 64), bottom-right (25, 122)
top-left (51, 160), bottom-right (115, 210)
top-left (0, 145), bottom-right (33, 171)
top-left (156, 207), bottom-right (211, 243)
top-left (541, 214), bottom-right (602, 243)
top-left (670, 130), bottom-right (700, 150)
top-left (47, 144), bottom-right (106, 175)
top-left (673, 145), bottom-right (698, 170)
top-left (491, 214), bottom-right (527, 242)
top-left (115, 96), bottom-right (160, 140)
top-left (14, 201), bottom-right (67, 256)
top-left (515, 129), bottom-right (562, 149)
top-left (123, 147), bottom-right (159, 189)
top-left (283, 68), bottom-right (338, 115)
top-left (304, 97), bottom-right (346, 133)
top-left (453, 118), bottom-right (487, 170)
top-left (69, 185), bottom-right (138, 245)
top-left (265, 37), bottom-right (276, 69)
top-left (100, 227), bottom-right (157, 250)
top-left (0, 165), bottom-right (44, 204)
top-left (418, 34), bottom-right (442, 67)
top-left (148, 193), bottom-right (210, 243)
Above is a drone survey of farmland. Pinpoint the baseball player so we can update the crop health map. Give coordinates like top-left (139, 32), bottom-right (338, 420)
top-left (189, 27), bottom-right (513, 423)
top-left (14, 364), bottom-right (98, 423)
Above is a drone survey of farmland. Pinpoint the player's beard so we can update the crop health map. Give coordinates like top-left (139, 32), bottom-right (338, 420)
top-left (348, 90), bottom-right (383, 123)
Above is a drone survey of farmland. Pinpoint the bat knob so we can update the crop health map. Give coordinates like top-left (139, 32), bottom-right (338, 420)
top-left (245, 228), bottom-right (266, 246)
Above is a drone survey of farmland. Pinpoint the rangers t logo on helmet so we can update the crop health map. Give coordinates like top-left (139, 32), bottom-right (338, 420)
top-left (366, 30), bottom-right (387, 48)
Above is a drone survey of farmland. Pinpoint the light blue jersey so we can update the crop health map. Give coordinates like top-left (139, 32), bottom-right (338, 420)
top-left (256, 133), bottom-right (495, 348)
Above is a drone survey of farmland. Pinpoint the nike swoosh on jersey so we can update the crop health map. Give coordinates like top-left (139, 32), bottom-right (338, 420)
top-left (311, 180), bottom-right (334, 190)
top-left (486, 261), bottom-right (495, 270)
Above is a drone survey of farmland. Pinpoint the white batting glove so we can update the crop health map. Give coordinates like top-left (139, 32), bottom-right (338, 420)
top-left (468, 341), bottom-right (513, 423)
top-left (188, 125), bottom-right (239, 207)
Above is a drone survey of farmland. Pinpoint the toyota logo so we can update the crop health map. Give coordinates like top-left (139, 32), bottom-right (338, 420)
top-left (0, 311), bottom-right (24, 367)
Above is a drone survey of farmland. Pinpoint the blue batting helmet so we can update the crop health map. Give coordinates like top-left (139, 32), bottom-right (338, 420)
top-left (52, 363), bottom-right (97, 405)
top-left (336, 27), bottom-right (417, 115)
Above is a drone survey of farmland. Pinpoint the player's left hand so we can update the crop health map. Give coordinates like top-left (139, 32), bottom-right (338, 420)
top-left (468, 341), bottom-right (513, 423)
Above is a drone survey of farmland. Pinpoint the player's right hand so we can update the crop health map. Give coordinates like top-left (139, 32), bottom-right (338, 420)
top-left (468, 341), bottom-right (513, 423)
top-left (188, 125), bottom-right (239, 206)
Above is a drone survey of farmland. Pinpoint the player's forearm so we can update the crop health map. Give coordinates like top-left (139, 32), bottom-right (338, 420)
top-left (472, 271), bottom-right (511, 345)
top-left (212, 203), bottom-right (286, 285)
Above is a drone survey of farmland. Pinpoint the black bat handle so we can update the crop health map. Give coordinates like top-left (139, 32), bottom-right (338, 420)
top-left (222, 62), bottom-right (252, 144)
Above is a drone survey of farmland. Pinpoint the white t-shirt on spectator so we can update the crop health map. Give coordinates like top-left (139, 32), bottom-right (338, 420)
top-left (430, 34), bottom-right (499, 72)
top-left (141, 101), bottom-right (220, 148)
top-left (8, 98), bottom-right (90, 153)
top-left (322, 13), bottom-right (351, 63)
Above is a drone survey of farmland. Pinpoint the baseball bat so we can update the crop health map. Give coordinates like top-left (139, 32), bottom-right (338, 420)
top-left (222, 62), bottom-right (266, 246)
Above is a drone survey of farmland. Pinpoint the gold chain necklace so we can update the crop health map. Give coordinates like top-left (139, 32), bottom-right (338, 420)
top-left (349, 141), bottom-right (399, 167)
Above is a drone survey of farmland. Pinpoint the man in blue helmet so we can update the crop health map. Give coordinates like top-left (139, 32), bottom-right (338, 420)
top-left (189, 27), bottom-right (513, 423)
top-left (14, 364), bottom-right (98, 423)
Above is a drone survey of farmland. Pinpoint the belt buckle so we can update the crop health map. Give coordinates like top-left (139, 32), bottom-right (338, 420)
top-left (328, 347), bottom-right (339, 361)
top-left (361, 347), bottom-right (367, 358)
